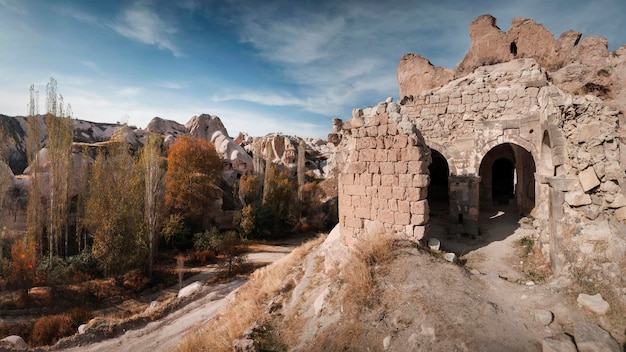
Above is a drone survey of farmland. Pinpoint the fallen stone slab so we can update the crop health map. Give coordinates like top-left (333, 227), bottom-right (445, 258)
top-left (577, 293), bottom-right (610, 315)
top-left (573, 321), bottom-right (621, 352)
top-left (542, 333), bottom-right (576, 352)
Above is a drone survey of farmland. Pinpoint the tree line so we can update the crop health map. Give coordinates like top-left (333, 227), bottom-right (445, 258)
top-left (0, 79), bottom-right (333, 295)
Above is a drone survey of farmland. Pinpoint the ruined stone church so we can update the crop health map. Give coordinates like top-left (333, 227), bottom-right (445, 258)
top-left (332, 15), bottom-right (626, 283)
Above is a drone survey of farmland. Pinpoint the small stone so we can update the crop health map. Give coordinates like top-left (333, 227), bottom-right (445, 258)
top-left (573, 321), bottom-right (621, 352)
top-left (78, 324), bottom-right (87, 334)
top-left (577, 293), bottom-right (610, 315)
top-left (177, 281), bottom-right (203, 299)
top-left (0, 335), bottom-right (28, 349)
top-left (427, 238), bottom-right (441, 251)
top-left (526, 281), bottom-right (536, 286)
top-left (443, 252), bottom-right (457, 263)
top-left (470, 269), bottom-right (481, 275)
top-left (542, 334), bottom-right (577, 352)
top-left (534, 310), bottom-right (554, 325)
top-left (145, 300), bottom-right (160, 313)
top-left (383, 335), bottom-right (391, 350)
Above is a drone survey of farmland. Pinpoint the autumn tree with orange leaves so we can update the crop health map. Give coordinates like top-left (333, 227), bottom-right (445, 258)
top-left (165, 136), bottom-right (223, 229)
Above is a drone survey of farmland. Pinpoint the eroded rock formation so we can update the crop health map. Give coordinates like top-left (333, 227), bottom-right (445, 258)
top-left (398, 14), bottom-right (626, 121)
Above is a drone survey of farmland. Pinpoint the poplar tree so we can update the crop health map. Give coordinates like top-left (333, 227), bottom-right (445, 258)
top-left (0, 126), bottom-right (13, 261)
top-left (142, 134), bottom-right (165, 277)
top-left (26, 87), bottom-right (44, 258)
top-left (44, 78), bottom-right (74, 259)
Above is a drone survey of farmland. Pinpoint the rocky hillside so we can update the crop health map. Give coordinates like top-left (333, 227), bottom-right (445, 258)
top-left (178, 227), bottom-right (625, 352)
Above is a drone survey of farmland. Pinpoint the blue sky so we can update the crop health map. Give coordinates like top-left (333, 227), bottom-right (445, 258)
top-left (1, 0), bottom-right (625, 139)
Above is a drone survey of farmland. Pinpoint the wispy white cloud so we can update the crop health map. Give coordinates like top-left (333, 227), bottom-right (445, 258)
top-left (58, 7), bottom-right (99, 25)
top-left (110, 2), bottom-right (183, 57)
top-left (0, 0), bottom-right (26, 14)
top-left (117, 87), bottom-right (142, 97)
top-left (212, 90), bottom-right (304, 107)
top-left (80, 60), bottom-right (101, 73)
top-left (156, 81), bottom-right (187, 90)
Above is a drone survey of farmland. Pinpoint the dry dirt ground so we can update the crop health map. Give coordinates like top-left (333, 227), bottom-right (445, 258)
top-left (238, 205), bottom-right (625, 351)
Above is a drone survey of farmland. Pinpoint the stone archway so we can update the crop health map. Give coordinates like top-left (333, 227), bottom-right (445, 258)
top-left (479, 143), bottom-right (536, 215)
top-left (428, 149), bottom-right (450, 207)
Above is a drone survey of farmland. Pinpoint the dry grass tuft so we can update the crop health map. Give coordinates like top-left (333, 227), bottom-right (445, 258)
top-left (175, 234), bottom-right (326, 352)
top-left (341, 231), bottom-right (395, 310)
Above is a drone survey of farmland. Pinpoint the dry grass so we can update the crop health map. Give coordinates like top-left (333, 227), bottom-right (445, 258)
top-left (340, 231), bottom-right (395, 310)
top-left (175, 234), bottom-right (327, 352)
top-left (305, 231), bottom-right (395, 351)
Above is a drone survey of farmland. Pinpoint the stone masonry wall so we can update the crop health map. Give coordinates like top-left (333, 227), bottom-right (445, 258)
top-left (338, 100), bottom-right (431, 246)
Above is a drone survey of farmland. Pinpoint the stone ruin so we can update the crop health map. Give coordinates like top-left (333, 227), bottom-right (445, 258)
top-left (337, 98), bottom-right (431, 247)
top-left (333, 15), bottom-right (626, 287)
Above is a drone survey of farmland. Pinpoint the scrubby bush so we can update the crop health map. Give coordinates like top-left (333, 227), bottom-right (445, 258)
top-left (31, 315), bottom-right (74, 346)
top-left (31, 307), bottom-right (92, 346)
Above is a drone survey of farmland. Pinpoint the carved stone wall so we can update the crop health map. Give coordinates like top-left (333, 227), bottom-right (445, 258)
top-left (337, 102), bottom-right (431, 246)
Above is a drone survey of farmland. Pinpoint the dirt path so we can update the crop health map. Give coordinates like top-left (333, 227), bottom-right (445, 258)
top-left (433, 203), bottom-right (535, 281)
top-left (58, 240), bottom-right (302, 352)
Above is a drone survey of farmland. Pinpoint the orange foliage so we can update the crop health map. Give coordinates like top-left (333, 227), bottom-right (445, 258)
top-left (165, 136), bottom-right (223, 223)
top-left (10, 239), bottom-right (36, 294)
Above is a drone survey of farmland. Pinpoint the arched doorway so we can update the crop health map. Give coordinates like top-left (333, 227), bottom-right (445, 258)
top-left (492, 158), bottom-right (515, 205)
top-left (426, 149), bottom-right (450, 238)
top-left (479, 143), bottom-right (536, 214)
top-left (428, 149), bottom-right (450, 207)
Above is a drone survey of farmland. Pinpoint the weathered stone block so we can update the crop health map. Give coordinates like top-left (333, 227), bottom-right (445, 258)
top-left (372, 174), bottom-right (381, 186)
top-left (360, 173), bottom-right (372, 186)
top-left (408, 161), bottom-right (429, 174)
top-left (368, 163), bottom-right (380, 174)
top-left (407, 187), bottom-right (428, 201)
top-left (413, 174), bottom-right (430, 188)
top-left (346, 162), bottom-right (367, 174)
top-left (378, 186), bottom-right (393, 199)
top-left (378, 209), bottom-right (394, 224)
top-left (345, 184), bottom-right (366, 196)
top-left (376, 149), bottom-right (388, 162)
top-left (382, 175), bottom-right (398, 186)
top-left (578, 167), bottom-right (601, 192)
top-left (366, 186), bottom-right (378, 198)
top-left (398, 174), bottom-right (412, 187)
top-left (355, 207), bottom-right (371, 219)
top-left (344, 216), bottom-right (363, 229)
top-left (359, 149), bottom-right (376, 162)
top-left (394, 135), bottom-right (408, 148)
top-left (555, 185), bottom-right (585, 207)
top-left (410, 200), bottom-right (429, 214)
top-left (395, 161), bottom-right (408, 174)
top-left (388, 199), bottom-right (398, 211)
top-left (380, 162), bottom-right (395, 175)
top-left (393, 187), bottom-right (407, 200)
top-left (395, 212), bottom-right (411, 225)
top-left (411, 213), bottom-right (428, 225)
